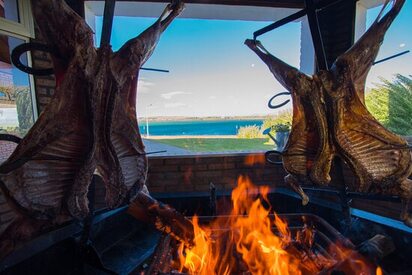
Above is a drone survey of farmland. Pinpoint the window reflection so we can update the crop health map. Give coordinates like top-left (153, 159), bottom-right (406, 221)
top-left (0, 34), bottom-right (34, 136)
top-left (356, 1), bottom-right (412, 137)
top-left (0, 0), bottom-right (20, 23)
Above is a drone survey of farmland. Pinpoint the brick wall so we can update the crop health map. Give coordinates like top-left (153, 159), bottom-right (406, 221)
top-left (146, 153), bottom-right (287, 195)
top-left (145, 153), bottom-right (409, 222)
top-left (31, 23), bottom-right (56, 113)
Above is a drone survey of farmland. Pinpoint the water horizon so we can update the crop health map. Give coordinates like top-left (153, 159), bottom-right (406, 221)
top-left (138, 119), bottom-right (264, 136)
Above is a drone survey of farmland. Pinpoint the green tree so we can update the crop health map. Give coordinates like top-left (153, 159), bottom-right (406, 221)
top-left (0, 85), bottom-right (16, 101)
top-left (365, 74), bottom-right (412, 136)
top-left (15, 87), bottom-right (34, 134)
top-left (0, 86), bottom-right (34, 136)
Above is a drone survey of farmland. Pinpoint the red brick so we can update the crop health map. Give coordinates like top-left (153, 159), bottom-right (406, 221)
top-left (179, 164), bottom-right (207, 171)
top-left (148, 158), bottom-right (164, 166)
top-left (33, 60), bottom-right (53, 68)
top-left (194, 170), bottom-right (223, 178)
top-left (208, 163), bottom-right (236, 170)
top-left (194, 156), bottom-right (225, 164)
top-left (149, 165), bottom-right (179, 172)
top-left (35, 78), bottom-right (55, 87)
top-left (147, 173), bottom-right (164, 181)
top-left (165, 184), bottom-right (195, 192)
top-left (164, 157), bottom-right (194, 165)
top-left (163, 172), bottom-right (185, 180)
top-left (38, 96), bottom-right (51, 105)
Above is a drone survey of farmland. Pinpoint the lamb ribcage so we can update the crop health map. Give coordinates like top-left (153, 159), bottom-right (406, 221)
top-left (111, 132), bottom-right (147, 191)
top-left (2, 131), bottom-right (90, 218)
top-left (335, 105), bottom-right (411, 192)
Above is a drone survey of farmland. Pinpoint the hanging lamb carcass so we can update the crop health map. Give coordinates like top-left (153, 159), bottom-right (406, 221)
top-left (246, 0), bottom-right (412, 226)
top-left (0, 0), bottom-right (185, 258)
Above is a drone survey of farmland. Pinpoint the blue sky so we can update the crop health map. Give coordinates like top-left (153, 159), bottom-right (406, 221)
top-left (95, 1), bottom-right (411, 118)
top-left (364, 1), bottom-right (412, 89)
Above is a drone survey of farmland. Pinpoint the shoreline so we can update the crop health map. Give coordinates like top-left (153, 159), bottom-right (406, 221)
top-left (143, 135), bottom-right (239, 139)
top-left (138, 116), bottom-right (267, 123)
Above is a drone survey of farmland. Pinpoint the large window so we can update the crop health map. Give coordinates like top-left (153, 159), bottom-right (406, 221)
top-left (356, 0), bottom-right (412, 137)
top-left (86, 2), bottom-right (313, 156)
top-left (0, 0), bottom-right (36, 137)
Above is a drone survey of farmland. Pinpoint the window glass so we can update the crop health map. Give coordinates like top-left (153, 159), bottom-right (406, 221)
top-left (356, 1), bottom-right (412, 137)
top-left (90, 5), bottom-right (311, 156)
top-left (0, 0), bottom-right (20, 23)
top-left (0, 34), bottom-right (34, 137)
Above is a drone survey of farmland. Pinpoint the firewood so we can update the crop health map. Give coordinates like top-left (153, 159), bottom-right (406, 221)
top-left (128, 191), bottom-right (195, 246)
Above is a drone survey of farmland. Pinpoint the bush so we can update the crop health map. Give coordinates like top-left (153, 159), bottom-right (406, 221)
top-left (237, 125), bottom-right (264, 139)
top-left (261, 110), bottom-right (292, 145)
top-left (272, 122), bottom-right (291, 132)
top-left (365, 74), bottom-right (412, 136)
top-left (262, 109), bottom-right (292, 133)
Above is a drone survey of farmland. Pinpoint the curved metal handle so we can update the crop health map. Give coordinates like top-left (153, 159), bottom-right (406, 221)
top-left (11, 42), bottom-right (55, 76)
top-left (0, 134), bottom-right (22, 144)
top-left (265, 150), bottom-right (284, 165)
top-left (268, 92), bottom-right (291, 109)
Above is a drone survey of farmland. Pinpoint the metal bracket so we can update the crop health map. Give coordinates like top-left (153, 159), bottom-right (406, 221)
top-left (209, 182), bottom-right (217, 216)
top-left (253, 0), bottom-right (346, 70)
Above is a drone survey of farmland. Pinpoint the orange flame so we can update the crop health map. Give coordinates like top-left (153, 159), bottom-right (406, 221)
top-left (177, 176), bottom-right (374, 274)
top-left (244, 154), bottom-right (266, 166)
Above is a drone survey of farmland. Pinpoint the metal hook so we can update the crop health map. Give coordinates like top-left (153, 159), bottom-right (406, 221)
top-left (11, 42), bottom-right (55, 76)
top-left (268, 92), bottom-right (291, 109)
top-left (265, 150), bottom-right (284, 165)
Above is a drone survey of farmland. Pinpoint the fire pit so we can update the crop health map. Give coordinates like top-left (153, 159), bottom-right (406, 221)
top-left (135, 177), bottom-right (377, 275)
top-left (140, 214), bottom-right (375, 275)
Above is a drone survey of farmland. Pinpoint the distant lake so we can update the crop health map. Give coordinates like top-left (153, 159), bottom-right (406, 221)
top-left (138, 119), bottom-right (264, 136)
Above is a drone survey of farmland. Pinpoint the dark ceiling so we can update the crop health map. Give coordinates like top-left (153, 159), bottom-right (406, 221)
top-left (91, 0), bottom-right (306, 9)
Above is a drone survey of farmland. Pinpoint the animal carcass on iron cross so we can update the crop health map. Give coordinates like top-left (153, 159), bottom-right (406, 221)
top-left (246, 0), bottom-right (412, 227)
top-left (0, 0), bottom-right (184, 259)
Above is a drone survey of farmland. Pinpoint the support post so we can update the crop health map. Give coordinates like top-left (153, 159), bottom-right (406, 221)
top-left (100, 0), bottom-right (116, 47)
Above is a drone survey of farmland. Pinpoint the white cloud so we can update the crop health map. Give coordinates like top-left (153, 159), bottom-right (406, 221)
top-left (137, 78), bottom-right (154, 94)
top-left (164, 102), bottom-right (187, 108)
top-left (209, 96), bottom-right (217, 100)
top-left (161, 91), bottom-right (191, 99)
top-left (399, 43), bottom-right (406, 48)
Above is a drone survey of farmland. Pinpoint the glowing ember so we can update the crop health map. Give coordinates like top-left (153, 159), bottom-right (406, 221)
top-left (176, 176), bottom-right (376, 274)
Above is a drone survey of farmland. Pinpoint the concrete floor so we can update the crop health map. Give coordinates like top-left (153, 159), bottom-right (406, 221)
top-left (143, 139), bottom-right (193, 156)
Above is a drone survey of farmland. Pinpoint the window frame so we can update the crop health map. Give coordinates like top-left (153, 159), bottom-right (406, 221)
top-left (0, 0), bottom-right (38, 121)
top-left (0, 0), bottom-right (34, 38)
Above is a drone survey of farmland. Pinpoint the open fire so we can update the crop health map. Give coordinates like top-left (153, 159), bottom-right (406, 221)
top-left (173, 176), bottom-right (378, 275)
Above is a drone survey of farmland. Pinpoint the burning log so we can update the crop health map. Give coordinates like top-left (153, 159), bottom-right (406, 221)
top-left (246, 0), bottom-right (412, 227)
top-left (0, 0), bottom-right (184, 259)
top-left (128, 190), bottom-right (195, 246)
